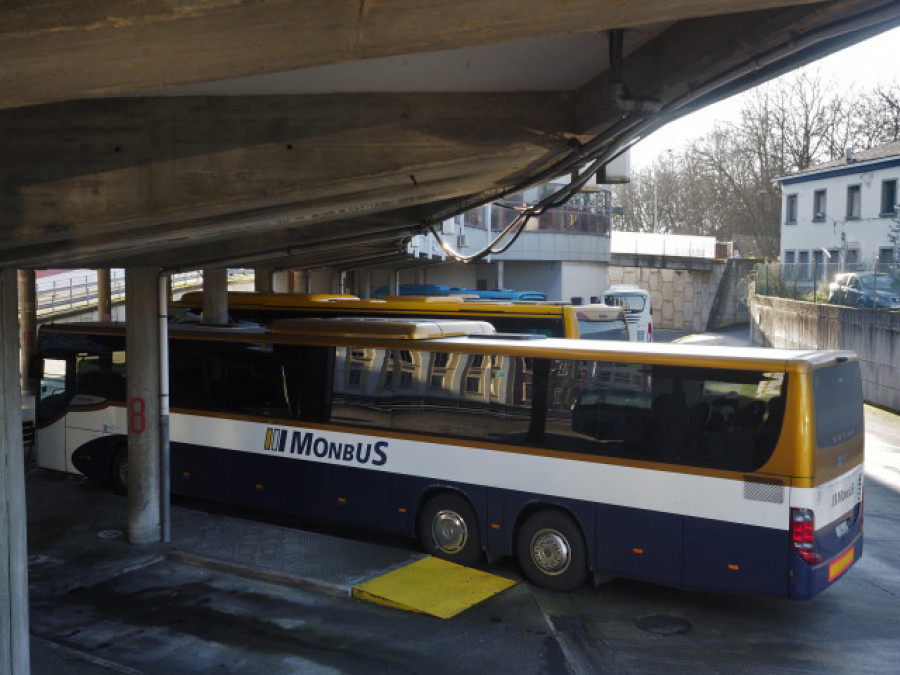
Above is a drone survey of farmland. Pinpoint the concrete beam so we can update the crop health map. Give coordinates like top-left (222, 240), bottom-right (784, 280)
top-left (0, 0), bottom-right (821, 110)
top-left (574, 1), bottom-right (900, 137)
top-left (0, 93), bottom-right (568, 269)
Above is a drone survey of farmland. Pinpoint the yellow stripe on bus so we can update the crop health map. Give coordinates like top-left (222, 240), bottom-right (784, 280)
top-left (828, 547), bottom-right (855, 582)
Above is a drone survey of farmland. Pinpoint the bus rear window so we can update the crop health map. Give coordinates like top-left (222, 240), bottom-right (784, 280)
top-left (577, 315), bottom-right (629, 341)
top-left (813, 360), bottom-right (863, 449)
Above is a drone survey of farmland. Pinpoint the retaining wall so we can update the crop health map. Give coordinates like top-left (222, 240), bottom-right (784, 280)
top-left (750, 294), bottom-right (900, 412)
top-left (608, 257), bottom-right (752, 332)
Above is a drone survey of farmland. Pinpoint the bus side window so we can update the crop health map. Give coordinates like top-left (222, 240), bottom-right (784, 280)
top-left (293, 346), bottom-right (334, 423)
top-left (170, 343), bottom-right (222, 411)
top-left (754, 392), bottom-right (786, 465)
top-left (75, 352), bottom-right (111, 398)
top-left (222, 344), bottom-right (293, 419)
top-left (526, 358), bottom-right (551, 444)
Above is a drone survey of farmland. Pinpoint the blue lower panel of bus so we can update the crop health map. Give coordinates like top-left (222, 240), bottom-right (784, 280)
top-left (682, 517), bottom-right (789, 596)
top-left (168, 442), bottom-right (810, 597)
top-left (788, 533), bottom-right (862, 599)
top-left (596, 505), bottom-right (684, 587)
top-left (171, 442), bottom-right (398, 533)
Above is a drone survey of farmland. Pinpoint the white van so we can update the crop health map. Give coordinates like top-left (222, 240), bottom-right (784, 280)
top-left (602, 285), bottom-right (652, 342)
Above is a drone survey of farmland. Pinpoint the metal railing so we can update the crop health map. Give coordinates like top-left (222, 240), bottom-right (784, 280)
top-left (755, 262), bottom-right (900, 304)
top-left (35, 269), bottom-right (253, 319)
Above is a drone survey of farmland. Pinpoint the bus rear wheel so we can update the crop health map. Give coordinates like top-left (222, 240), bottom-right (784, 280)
top-left (517, 510), bottom-right (587, 591)
top-left (418, 493), bottom-right (482, 567)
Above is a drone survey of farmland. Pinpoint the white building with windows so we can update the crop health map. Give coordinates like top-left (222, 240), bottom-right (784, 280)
top-left (775, 140), bottom-right (900, 271)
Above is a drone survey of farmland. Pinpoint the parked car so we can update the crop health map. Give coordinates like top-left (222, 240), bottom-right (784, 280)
top-left (828, 272), bottom-right (900, 309)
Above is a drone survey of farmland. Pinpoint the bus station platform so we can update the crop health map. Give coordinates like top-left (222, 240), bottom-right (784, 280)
top-left (26, 469), bottom-right (518, 674)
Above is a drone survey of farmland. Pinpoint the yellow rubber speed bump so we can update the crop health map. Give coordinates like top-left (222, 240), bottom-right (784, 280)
top-left (352, 557), bottom-right (516, 619)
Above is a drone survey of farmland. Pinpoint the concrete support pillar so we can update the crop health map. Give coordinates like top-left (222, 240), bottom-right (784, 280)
top-left (272, 270), bottom-right (291, 292)
top-left (158, 275), bottom-right (171, 543)
top-left (254, 267), bottom-right (273, 293)
top-left (1, 268), bottom-right (30, 674)
top-left (202, 268), bottom-right (229, 325)
top-left (125, 268), bottom-right (163, 544)
top-left (390, 270), bottom-right (400, 296)
top-left (17, 269), bottom-right (37, 395)
top-left (97, 268), bottom-right (112, 321)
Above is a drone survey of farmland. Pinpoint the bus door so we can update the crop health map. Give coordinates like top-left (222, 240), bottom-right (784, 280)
top-left (36, 348), bottom-right (127, 474)
top-left (35, 355), bottom-right (70, 472)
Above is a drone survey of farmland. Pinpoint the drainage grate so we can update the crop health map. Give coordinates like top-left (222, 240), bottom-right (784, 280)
top-left (634, 614), bottom-right (692, 635)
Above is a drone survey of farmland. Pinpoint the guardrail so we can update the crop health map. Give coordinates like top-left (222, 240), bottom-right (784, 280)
top-left (35, 269), bottom-right (253, 319)
top-left (755, 262), bottom-right (900, 303)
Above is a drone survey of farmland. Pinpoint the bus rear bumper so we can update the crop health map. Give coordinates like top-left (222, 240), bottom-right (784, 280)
top-left (788, 532), bottom-right (863, 599)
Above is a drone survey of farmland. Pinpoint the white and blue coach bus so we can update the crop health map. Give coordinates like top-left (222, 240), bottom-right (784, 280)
top-left (33, 317), bottom-right (863, 597)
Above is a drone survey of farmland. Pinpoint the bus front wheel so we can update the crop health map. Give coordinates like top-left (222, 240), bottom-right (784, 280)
top-left (418, 493), bottom-right (482, 567)
top-left (517, 510), bottom-right (587, 591)
top-left (111, 446), bottom-right (129, 496)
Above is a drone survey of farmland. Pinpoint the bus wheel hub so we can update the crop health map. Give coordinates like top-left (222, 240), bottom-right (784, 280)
top-left (531, 529), bottom-right (571, 575)
top-left (432, 509), bottom-right (468, 554)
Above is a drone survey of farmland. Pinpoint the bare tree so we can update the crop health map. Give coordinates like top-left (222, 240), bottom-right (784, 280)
top-left (854, 81), bottom-right (900, 147)
top-left (612, 71), bottom-right (896, 257)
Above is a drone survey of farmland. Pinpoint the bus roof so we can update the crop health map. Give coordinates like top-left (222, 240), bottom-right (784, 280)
top-left (172, 291), bottom-right (620, 318)
top-left (268, 317), bottom-right (496, 339)
top-left (40, 317), bottom-right (855, 373)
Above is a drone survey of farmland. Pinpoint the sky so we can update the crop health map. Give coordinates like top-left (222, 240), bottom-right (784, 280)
top-left (630, 25), bottom-right (900, 169)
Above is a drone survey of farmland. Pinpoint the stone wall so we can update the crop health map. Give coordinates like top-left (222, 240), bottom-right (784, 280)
top-left (608, 258), bottom-right (725, 332)
top-left (750, 294), bottom-right (900, 412)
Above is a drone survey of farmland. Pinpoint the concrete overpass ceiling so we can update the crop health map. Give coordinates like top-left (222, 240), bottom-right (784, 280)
top-left (2, 1), bottom-right (900, 271)
top-left (131, 31), bottom-right (641, 96)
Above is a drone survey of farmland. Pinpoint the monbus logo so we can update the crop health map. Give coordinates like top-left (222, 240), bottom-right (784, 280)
top-left (264, 428), bottom-right (388, 466)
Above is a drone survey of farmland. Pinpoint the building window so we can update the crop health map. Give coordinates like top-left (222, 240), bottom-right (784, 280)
top-left (846, 185), bottom-right (861, 219)
top-left (813, 190), bottom-right (827, 220)
top-left (881, 179), bottom-right (898, 216)
top-left (846, 248), bottom-right (860, 264)
top-left (813, 249), bottom-right (824, 264)
top-left (798, 250), bottom-right (810, 279)
top-left (785, 194), bottom-right (798, 224)
top-left (784, 250), bottom-right (796, 264)
top-left (879, 247), bottom-right (895, 263)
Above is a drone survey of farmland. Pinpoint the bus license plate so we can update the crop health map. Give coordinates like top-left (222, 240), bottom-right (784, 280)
top-left (835, 520), bottom-right (850, 539)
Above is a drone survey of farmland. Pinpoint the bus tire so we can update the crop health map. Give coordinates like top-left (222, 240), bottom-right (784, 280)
top-left (110, 446), bottom-right (129, 496)
top-left (418, 493), bottom-right (482, 567)
top-left (517, 510), bottom-right (587, 591)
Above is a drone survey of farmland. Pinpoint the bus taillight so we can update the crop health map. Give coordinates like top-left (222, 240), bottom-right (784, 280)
top-left (790, 508), bottom-right (821, 564)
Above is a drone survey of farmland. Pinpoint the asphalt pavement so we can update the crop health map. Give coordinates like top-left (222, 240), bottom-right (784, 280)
top-left (26, 470), bottom-right (432, 674)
